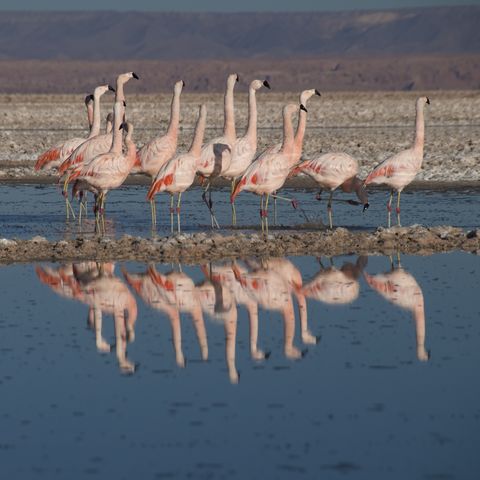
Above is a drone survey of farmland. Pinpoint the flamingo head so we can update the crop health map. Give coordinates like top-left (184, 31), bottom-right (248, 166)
top-left (94, 84), bottom-right (113, 98)
top-left (227, 73), bottom-right (239, 88)
top-left (300, 88), bottom-right (321, 106)
top-left (175, 80), bottom-right (185, 94)
top-left (250, 79), bottom-right (269, 91)
top-left (84, 94), bottom-right (94, 106)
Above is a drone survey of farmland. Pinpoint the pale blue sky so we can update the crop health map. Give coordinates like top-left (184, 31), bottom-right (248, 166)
top-left (0, 0), bottom-right (477, 10)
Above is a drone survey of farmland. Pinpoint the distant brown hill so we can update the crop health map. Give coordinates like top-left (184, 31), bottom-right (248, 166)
top-left (0, 7), bottom-right (479, 60)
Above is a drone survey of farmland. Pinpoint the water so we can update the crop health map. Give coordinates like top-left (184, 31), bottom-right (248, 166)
top-left (0, 184), bottom-right (478, 239)
top-left (0, 252), bottom-right (479, 479)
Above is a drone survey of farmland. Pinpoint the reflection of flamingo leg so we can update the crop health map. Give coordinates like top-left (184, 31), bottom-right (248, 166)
top-left (170, 311), bottom-right (185, 368)
top-left (295, 291), bottom-right (318, 345)
top-left (114, 310), bottom-right (135, 374)
top-left (225, 315), bottom-right (239, 384)
top-left (94, 307), bottom-right (111, 353)
top-left (191, 308), bottom-right (208, 361)
top-left (283, 301), bottom-right (303, 360)
top-left (247, 303), bottom-right (267, 360)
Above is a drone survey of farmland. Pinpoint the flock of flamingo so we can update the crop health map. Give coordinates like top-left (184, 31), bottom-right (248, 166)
top-left (36, 255), bottom-right (429, 380)
top-left (35, 71), bottom-right (430, 234)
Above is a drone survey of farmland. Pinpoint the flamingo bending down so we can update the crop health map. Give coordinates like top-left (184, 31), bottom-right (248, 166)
top-left (364, 257), bottom-right (429, 361)
top-left (197, 73), bottom-right (238, 228)
top-left (35, 94), bottom-right (94, 171)
top-left (230, 103), bottom-right (300, 234)
top-left (147, 104), bottom-right (207, 233)
top-left (290, 152), bottom-right (369, 228)
top-left (221, 79), bottom-right (271, 225)
top-left (135, 80), bottom-right (185, 227)
top-left (67, 101), bottom-right (136, 233)
top-left (364, 96), bottom-right (430, 227)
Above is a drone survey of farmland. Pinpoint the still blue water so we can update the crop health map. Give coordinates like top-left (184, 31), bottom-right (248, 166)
top-left (0, 252), bottom-right (479, 479)
top-left (0, 184), bottom-right (478, 239)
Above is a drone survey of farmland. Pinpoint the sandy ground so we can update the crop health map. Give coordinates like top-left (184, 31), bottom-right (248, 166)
top-left (1, 91), bottom-right (479, 182)
top-left (0, 226), bottom-right (479, 264)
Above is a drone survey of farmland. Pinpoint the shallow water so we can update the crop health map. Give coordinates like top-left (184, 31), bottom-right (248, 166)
top-left (0, 184), bottom-right (479, 240)
top-left (0, 252), bottom-right (479, 479)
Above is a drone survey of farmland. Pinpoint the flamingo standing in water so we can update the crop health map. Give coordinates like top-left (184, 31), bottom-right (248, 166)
top-left (134, 80), bottom-right (185, 227)
top-left (290, 152), bottom-right (369, 228)
top-left (231, 103), bottom-right (301, 234)
top-left (364, 257), bottom-right (430, 362)
top-left (67, 101), bottom-right (137, 233)
top-left (221, 79), bottom-right (271, 225)
top-left (35, 94), bottom-right (94, 171)
top-left (147, 104), bottom-right (207, 233)
top-left (364, 96), bottom-right (430, 227)
top-left (197, 73), bottom-right (239, 228)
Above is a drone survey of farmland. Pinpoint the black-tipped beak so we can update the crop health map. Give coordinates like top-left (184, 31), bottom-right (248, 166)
top-left (119, 122), bottom-right (127, 131)
top-left (236, 74), bottom-right (239, 82)
top-left (426, 97), bottom-right (430, 104)
top-left (300, 104), bottom-right (308, 113)
top-left (84, 94), bottom-right (94, 104)
top-left (182, 80), bottom-right (185, 87)
top-left (108, 85), bottom-right (115, 92)
top-left (363, 203), bottom-right (370, 212)
top-left (123, 100), bottom-right (127, 107)
top-left (132, 72), bottom-right (139, 80)
top-left (263, 80), bottom-right (271, 89)
top-left (315, 89), bottom-right (321, 96)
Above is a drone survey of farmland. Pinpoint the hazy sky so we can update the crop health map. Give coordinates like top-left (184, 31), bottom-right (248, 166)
top-left (0, 0), bottom-right (477, 11)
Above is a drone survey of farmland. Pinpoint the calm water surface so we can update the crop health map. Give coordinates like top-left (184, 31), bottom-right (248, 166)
top-left (0, 252), bottom-right (479, 479)
top-left (0, 184), bottom-right (478, 239)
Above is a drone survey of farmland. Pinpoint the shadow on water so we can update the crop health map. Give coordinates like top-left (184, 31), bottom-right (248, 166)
top-left (0, 251), bottom-right (479, 478)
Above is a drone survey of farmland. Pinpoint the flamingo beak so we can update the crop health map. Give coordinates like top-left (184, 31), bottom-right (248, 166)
top-left (108, 85), bottom-right (116, 92)
top-left (236, 74), bottom-right (239, 82)
top-left (84, 94), bottom-right (94, 105)
top-left (300, 104), bottom-right (308, 113)
top-left (426, 97), bottom-right (430, 104)
top-left (263, 80), bottom-right (271, 89)
top-left (182, 80), bottom-right (186, 87)
top-left (119, 122), bottom-right (128, 131)
top-left (363, 203), bottom-right (370, 212)
top-left (315, 89), bottom-right (321, 96)
top-left (123, 100), bottom-right (127, 107)
top-left (132, 72), bottom-right (139, 80)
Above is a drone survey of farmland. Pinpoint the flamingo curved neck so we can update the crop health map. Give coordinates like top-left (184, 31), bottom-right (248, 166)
top-left (245, 87), bottom-right (258, 145)
top-left (90, 93), bottom-right (102, 138)
top-left (86, 103), bottom-right (94, 132)
top-left (294, 109), bottom-right (307, 155)
top-left (111, 105), bottom-right (124, 154)
top-left (413, 103), bottom-right (425, 155)
top-left (281, 111), bottom-right (295, 153)
top-left (166, 89), bottom-right (181, 138)
top-left (190, 110), bottom-right (207, 156)
top-left (223, 82), bottom-right (236, 141)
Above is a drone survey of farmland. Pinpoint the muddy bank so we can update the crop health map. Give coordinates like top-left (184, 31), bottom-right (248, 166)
top-left (1, 226), bottom-right (479, 264)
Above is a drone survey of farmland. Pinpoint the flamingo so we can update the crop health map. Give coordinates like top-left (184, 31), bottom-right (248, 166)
top-left (230, 103), bottom-right (301, 234)
top-left (105, 112), bottom-right (113, 134)
top-left (264, 88), bottom-right (321, 223)
top-left (67, 101), bottom-right (136, 233)
top-left (290, 152), bottom-right (369, 228)
top-left (222, 79), bottom-right (271, 225)
top-left (364, 257), bottom-right (430, 362)
top-left (147, 104), bottom-right (207, 233)
top-left (364, 96), bottom-right (430, 227)
top-left (134, 80), bottom-right (185, 227)
top-left (197, 73), bottom-right (239, 228)
top-left (34, 94), bottom-right (94, 171)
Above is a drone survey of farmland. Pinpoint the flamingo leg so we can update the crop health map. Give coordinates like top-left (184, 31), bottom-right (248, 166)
top-left (327, 191), bottom-right (334, 229)
top-left (396, 191), bottom-right (402, 226)
top-left (231, 179), bottom-right (237, 226)
top-left (170, 193), bottom-right (174, 234)
top-left (95, 193), bottom-right (102, 234)
top-left (264, 193), bottom-right (270, 235)
top-left (260, 195), bottom-right (264, 233)
top-left (387, 190), bottom-right (394, 228)
top-left (202, 182), bottom-right (220, 229)
top-left (100, 193), bottom-right (106, 234)
top-left (177, 192), bottom-right (182, 233)
top-left (273, 191), bottom-right (277, 226)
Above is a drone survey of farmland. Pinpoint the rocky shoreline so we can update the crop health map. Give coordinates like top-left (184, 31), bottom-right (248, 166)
top-left (1, 226), bottom-right (478, 264)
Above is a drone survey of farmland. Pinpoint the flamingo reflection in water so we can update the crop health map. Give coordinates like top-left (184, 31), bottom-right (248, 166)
top-left (232, 258), bottom-right (319, 360)
top-left (36, 262), bottom-right (138, 373)
top-left (302, 256), bottom-right (368, 305)
top-left (363, 256), bottom-right (430, 362)
top-left (123, 265), bottom-right (208, 366)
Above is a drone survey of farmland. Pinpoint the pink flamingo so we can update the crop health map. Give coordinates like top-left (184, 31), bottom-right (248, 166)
top-left (67, 101), bottom-right (136, 233)
top-left (147, 104), bottom-right (207, 233)
top-left (105, 112), bottom-right (113, 134)
top-left (221, 79), bottom-right (271, 225)
top-left (35, 94), bottom-right (94, 171)
top-left (364, 257), bottom-right (429, 361)
top-left (364, 96), bottom-right (430, 227)
top-left (134, 80), bottom-right (185, 226)
top-left (290, 152), bottom-right (369, 228)
top-left (231, 103), bottom-right (301, 234)
top-left (264, 88), bottom-right (321, 223)
top-left (197, 73), bottom-right (239, 228)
